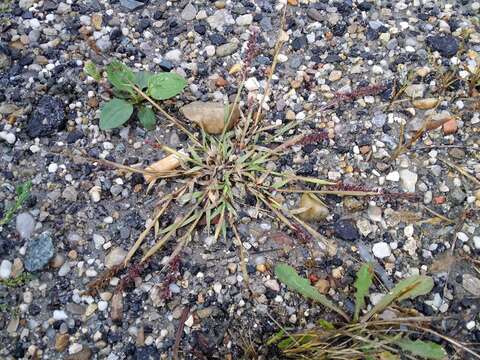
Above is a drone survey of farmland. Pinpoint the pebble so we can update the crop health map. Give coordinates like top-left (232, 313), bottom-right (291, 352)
top-left (372, 242), bottom-right (391, 259)
top-left (24, 232), bottom-right (55, 272)
top-left (334, 220), bottom-right (359, 241)
top-left (0, 131), bottom-right (16, 144)
top-left (27, 96), bottom-right (66, 138)
top-left (386, 171), bottom-right (400, 182)
top-left (16, 212), bottom-right (35, 240)
top-left (463, 274), bottom-right (480, 296)
top-left (181, 3), bottom-right (197, 21)
top-left (399, 169), bottom-right (417, 192)
top-left (236, 14), bottom-right (253, 26)
top-left (105, 247), bottom-right (127, 269)
top-left (245, 77), bottom-right (260, 91)
top-left (264, 279), bottom-right (280, 292)
top-left (404, 84), bottom-right (425, 99)
top-left (426, 34), bottom-right (459, 57)
top-left (164, 49), bottom-right (182, 63)
top-left (53, 310), bottom-right (68, 321)
top-left (120, 0), bottom-right (144, 11)
top-left (216, 42), bottom-right (238, 57)
top-left (55, 333), bottom-right (70, 352)
top-left (0, 260), bottom-right (13, 279)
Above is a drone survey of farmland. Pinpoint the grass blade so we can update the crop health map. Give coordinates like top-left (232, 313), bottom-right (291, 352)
top-left (354, 263), bottom-right (373, 322)
top-left (361, 275), bottom-right (434, 322)
top-left (275, 263), bottom-right (350, 321)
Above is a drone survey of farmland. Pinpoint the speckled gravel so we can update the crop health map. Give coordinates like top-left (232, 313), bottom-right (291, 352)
top-left (1, 0), bottom-right (480, 359)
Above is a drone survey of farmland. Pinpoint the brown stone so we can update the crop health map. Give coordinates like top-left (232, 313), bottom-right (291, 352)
top-left (55, 334), bottom-right (69, 352)
top-left (66, 348), bottom-right (92, 360)
top-left (442, 118), bottom-right (458, 135)
top-left (314, 279), bottom-right (330, 294)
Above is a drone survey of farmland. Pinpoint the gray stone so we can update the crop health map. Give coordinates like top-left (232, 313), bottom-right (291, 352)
top-left (16, 212), bottom-right (35, 240)
top-left (181, 3), bottom-right (197, 21)
top-left (449, 188), bottom-right (466, 205)
top-left (120, 0), bottom-right (144, 11)
top-left (216, 43), bottom-right (238, 57)
top-left (463, 274), bottom-right (480, 296)
top-left (207, 9), bottom-right (234, 30)
top-left (0, 53), bottom-right (11, 70)
top-left (307, 8), bottom-right (322, 21)
top-left (24, 232), bottom-right (55, 272)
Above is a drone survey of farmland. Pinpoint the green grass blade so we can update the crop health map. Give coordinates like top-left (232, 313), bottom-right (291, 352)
top-left (275, 263), bottom-right (350, 321)
top-left (354, 263), bottom-right (373, 322)
top-left (395, 338), bottom-right (447, 359)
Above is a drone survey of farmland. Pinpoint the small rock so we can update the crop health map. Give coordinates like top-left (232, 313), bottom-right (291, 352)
top-left (372, 242), bottom-right (391, 259)
top-left (207, 9), bottom-right (234, 30)
top-left (314, 279), bottom-right (330, 294)
top-left (386, 171), bottom-right (400, 182)
top-left (307, 8), bottom-right (322, 21)
top-left (0, 131), bottom-right (16, 144)
top-left (442, 118), bottom-right (457, 135)
top-left (329, 70), bottom-right (342, 82)
top-left (89, 186), bottom-right (101, 203)
top-left (16, 212), bottom-right (35, 240)
top-left (0, 260), bottom-right (12, 279)
top-left (426, 34), bottom-right (459, 58)
top-left (264, 279), bottom-right (280, 292)
top-left (236, 14), bottom-right (253, 26)
top-left (245, 77), bottom-right (260, 91)
top-left (164, 49), bottom-right (182, 62)
top-left (181, 3), bottom-right (197, 21)
top-left (216, 42), bottom-right (238, 57)
top-left (24, 232), bottom-right (55, 272)
top-left (105, 247), bottom-right (127, 269)
top-left (404, 84), bottom-right (425, 99)
top-left (53, 310), bottom-right (68, 321)
top-left (463, 274), bottom-right (480, 296)
top-left (66, 348), bottom-right (92, 360)
top-left (27, 96), bottom-right (66, 138)
top-left (120, 0), bottom-right (144, 11)
top-left (334, 220), bottom-right (359, 241)
top-left (111, 292), bottom-right (123, 321)
top-left (55, 334), bottom-right (69, 352)
top-left (62, 186), bottom-right (78, 202)
top-left (399, 169), bottom-right (417, 192)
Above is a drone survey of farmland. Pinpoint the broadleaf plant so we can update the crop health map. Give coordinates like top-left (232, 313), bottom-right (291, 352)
top-left (83, 60), bottom-right (187, 130)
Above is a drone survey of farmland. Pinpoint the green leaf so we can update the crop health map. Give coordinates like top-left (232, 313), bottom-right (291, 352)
top-left (134, 71), bottom-right (153, 89)
top-left (362, 275), bottom-right (434, 321)
top-left (84, 60), bottom-right (101, 81)
top-left (147, 72), bottom-right (187, 100)
top-left (100, 98), bottom-right (133, 130)
top-left (317, 319), bottom-right (335, 330)
top-left (106, 60), bottom-right (135, 93)
top-left (354, 263), bottom-right (373, 321)
top-left (137, 105), bottom-right (156, 130)
top-left (275, 263), bottom-right (350, 321)
top-left (395, 338), bottom-right (447, 359)
top-left (0, 180), bottom-right (32, 226)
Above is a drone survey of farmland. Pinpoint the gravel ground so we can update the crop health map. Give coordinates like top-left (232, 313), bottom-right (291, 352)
top-left (1, 0), bottom-right (480, 359)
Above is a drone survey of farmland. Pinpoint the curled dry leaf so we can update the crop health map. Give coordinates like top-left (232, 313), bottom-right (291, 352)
top-left (180, 101), bottom-right (240, 134)
top-left (412, 98), bottom-right (439, 110)
top-left (144, 154), bottom-right (180, 183)
top-left (297, 193), bottom-right (329, 222)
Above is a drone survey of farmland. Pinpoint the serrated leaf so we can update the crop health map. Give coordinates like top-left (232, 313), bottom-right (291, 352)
top-left (106, 60), bottom-right (135, 93)
top-left (354, 263), bottom-right (373, 321)
top-left (148, 72), bottom-right (187, 100)
top-left (100, 98), bottom-right (133, 130)
top-left (361, 275), bottom-right (434, 321)
top-left (84, 60), bottom-right (101, 81)
top-left (137, 105), bottom-right (156, 130)
top-left (395, 338), bottom-right (447, 359)
top-left (275, 263), bottom-right (350, 321)
top-left (134, 71), bottom-right (153, 89)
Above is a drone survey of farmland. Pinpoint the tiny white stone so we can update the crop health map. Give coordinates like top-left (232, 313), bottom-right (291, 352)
top-left (404, 224), bottom-right (414, 237)
top-left (473, 236), bottom-right (480, 250)
top-left (204, 45), bottom-right (215, 57)
top-left (0, 260), bottom-right (13, 279)
top-left (245, 77), bottom-right (260, 91)
top-left (213, 282), bottom-right (222, 294)
top-left (236, 14), bottom-right (253, 26)
top-left (53, 310), bottom-right (68, 321)
top-left (457, 232), bottom-right (469, 242)
top-left (48, 163), bottom-right (58, 173)
top-left (68, 343), bottom-right (83, 355)
top-left (372, 242), bottom-right (391, 259)
top-left (466, 321), bottom-right (476, 330)
top-left (184, 314), bottom-right (194, 327)
top-left (98, 301), bottom-right (108, 311)
top-left (386, 171), bottom-right (400, 181)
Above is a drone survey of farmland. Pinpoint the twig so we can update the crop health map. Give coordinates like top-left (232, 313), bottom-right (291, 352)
top-left (173, 306), bottom-right (190, 360)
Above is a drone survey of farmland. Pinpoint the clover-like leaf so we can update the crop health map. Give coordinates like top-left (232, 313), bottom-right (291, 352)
top-left (137, 105), bottom-right (156, 130)
top-left (100, 98), bottom-right (133, 130)
top-left (147, 72), bottom-right (187, 100)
